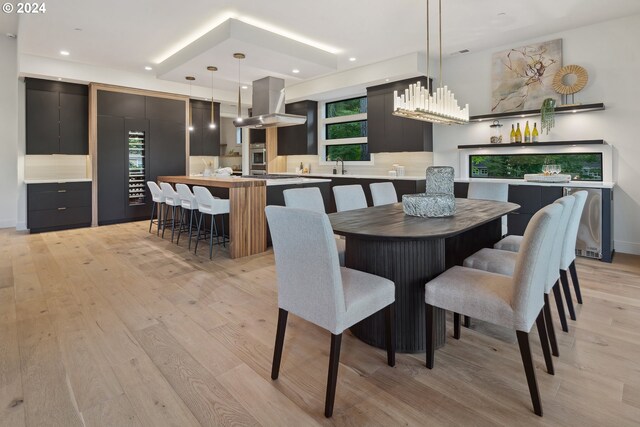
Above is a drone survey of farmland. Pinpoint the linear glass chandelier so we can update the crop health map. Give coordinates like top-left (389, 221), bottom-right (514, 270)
top-left (392, 0), bottom-right (469, 125)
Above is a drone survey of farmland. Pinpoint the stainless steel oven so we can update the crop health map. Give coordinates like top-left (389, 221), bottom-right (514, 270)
top-left (250, 143), bottom-right (266, 167)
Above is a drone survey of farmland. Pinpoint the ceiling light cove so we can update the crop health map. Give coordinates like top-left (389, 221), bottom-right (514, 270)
top-left (152, 12), bottom-right (341, 64)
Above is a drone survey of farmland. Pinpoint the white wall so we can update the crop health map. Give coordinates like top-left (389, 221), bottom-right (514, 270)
top-left (0, 36), bottom-right (18, 228)
top-left (433, 14), bottom-right (640, 255)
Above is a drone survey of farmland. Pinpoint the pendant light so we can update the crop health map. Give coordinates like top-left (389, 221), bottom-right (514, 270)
top-left (392, 0), bottom-right (469, 125)
top-left (185, 76), bottom-right (195, 131)
top-left (207, 66), bottom-right (218, 129)
top-left (233, 53), bottom-right (245, 122)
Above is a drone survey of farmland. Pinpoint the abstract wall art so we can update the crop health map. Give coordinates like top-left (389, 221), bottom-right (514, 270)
top-left (491, 39), bottom-right (562, 113)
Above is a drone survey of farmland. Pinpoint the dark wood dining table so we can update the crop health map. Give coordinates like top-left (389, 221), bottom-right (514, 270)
top-left (328, 198), bottom-right (520, 353)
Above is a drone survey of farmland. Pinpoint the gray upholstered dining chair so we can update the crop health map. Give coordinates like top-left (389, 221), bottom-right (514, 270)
top-left (283, 187), bottom-right (345, 266)
top-left (424, 203), bottom-right (563, 416)
top-left (266, 206), bottom-right (396, 418)
top-left (333, 185), bottom-right (367, 212)
top-left (463, 195), bottom-right (575, 356)
top-left (467, 181), bottom-right (509, 236)
top-left (495, 191), bottom-right (588, 321)
top-left (370, 182), bottom-right (398, 206)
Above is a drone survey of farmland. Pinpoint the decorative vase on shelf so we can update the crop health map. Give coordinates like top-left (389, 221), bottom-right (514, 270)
top-left (203, 168), bottom-right (212, 177)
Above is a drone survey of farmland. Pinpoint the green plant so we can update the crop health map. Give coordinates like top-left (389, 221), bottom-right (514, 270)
top-left (540, 98), bottom-right (556, 135)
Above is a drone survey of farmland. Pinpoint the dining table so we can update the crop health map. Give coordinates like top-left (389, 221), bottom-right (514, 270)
top-left (328, 198), bottom-right (520, 353)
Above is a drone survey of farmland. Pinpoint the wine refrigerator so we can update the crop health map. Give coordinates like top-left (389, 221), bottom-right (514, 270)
top-left (128, 130), bottom-right (146, 206)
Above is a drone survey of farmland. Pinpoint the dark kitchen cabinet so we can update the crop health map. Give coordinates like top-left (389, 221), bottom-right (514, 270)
top-left (189, 100), bottom-right (220, 156)
top-left (27, 182), bottom-right (91, 233)
top-left (26, 78), bottom-right (88, 154)
top-left (97, 91), bottom-right (186, 224)
top-left (366, 77), bottom-right (433, 153)
top-left (277, 100), bottom-right (318, 155)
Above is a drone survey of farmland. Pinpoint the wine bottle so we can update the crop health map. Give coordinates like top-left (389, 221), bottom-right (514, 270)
top-left (510, 124), bottom-right (516, 143)
top-left (524, 121), bottom-right (531, 143)
top-left (515, 123), bottom-right (522, 143)
top-left (532, 122), bottom-right (539, 142)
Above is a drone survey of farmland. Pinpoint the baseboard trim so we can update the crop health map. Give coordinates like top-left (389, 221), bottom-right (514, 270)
top-left (614, 240), bottom-right (640, 256)
top-left (0, 220), bottom-right (17, 229)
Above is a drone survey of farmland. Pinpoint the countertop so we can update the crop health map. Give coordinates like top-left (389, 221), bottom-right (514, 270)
top-left (278, 172), bottom-right (425, 181)
top-left (455, 178), bottom-right (616, 189)
top-left (159, 175), bottom-right (265, 188)
top-left (265, 177), bottom-right (331, 186)
top-left (24, 178), bottom-right (93, 184)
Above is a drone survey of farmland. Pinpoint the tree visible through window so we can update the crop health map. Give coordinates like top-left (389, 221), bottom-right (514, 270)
top-left (469, 153), bottom-right (603, 181)
top-left (326, 97), bottom-right (367, 118)
top-left (326, 144), bottom-right (370, 162)
top-left (322, 96), bottom-right (369, 162)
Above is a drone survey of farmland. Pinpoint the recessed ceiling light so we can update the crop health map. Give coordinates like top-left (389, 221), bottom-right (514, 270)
top-left (60, 50), bottom-right (70, 56)
top-left (497, 12), bottom-right (506, 16)
top-left (6, 33), bottom-right (16, 39)
top-left (241, 85), bottom-right (248, 89)
top-left (385, 78), bottom-right (390, 82)
top-left (144, 66), bottom-right (153, 71)
top-left (292, 69), bottom-right (300, 74)
top-left (57, 78), bottom-right (62, 81)
top-left (74, 28), bottom-right (83, 31)
top-left (348, 57), bottom-right (356, 62)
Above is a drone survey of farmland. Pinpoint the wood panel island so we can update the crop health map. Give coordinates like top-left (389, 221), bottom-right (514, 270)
top-left (158, 176), bottom-right (267, 259)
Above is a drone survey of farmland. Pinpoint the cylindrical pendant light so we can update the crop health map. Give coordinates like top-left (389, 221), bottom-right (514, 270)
top-left (233, 53), bottom-right (245, 122)
top-left (185, 76), bottom-right (195, 131)
top-left (207, 66), bottom-right (217, 129)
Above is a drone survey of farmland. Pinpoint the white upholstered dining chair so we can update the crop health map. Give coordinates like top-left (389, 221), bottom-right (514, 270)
top-left (467, 181), bottom-right (509, 236)
top-left (283, 187), bottom-right (345, 266)
top-left (495, 190), bottom-right (588, 321)
top-left (266, 206), bottom-right (396, 417)
top-left (333, 185), bottom-right (367, 212)
top-left (463, 195), bottom-right (575, 356)
top-left (370, 182), bottom-right (398, 206)
top-left (424, 203), bottom-right (563, 416)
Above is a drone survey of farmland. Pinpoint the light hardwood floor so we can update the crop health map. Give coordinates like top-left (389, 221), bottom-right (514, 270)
top-left (1, 221), bottom-right (639, 426)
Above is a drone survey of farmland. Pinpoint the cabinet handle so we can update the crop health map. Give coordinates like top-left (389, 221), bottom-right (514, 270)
top-left (58, 207), bottom-right (67, 211)
top-left (58, 190), bottom-right (67, 193)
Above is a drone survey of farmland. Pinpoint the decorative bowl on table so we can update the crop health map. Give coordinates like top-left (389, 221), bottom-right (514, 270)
top-left (402, 193), bottom-right (456, 218)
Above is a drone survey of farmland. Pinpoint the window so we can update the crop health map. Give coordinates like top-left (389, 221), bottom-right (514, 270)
top-left (469, 153), bottom-right (603, 181)
top-left (319, 96), bottom-right (371, 164)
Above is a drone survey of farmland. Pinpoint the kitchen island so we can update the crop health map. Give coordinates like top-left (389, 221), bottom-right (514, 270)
top-left (158, 175), bottom-right (332, 258)
top-left (158, 176), bottom-right (267, 259)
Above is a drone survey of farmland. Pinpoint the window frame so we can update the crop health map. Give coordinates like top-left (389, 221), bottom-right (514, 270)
top-left (318, 95), bottom-right (373, 165)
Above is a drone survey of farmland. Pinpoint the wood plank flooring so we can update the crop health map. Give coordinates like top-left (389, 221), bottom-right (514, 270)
top-left (0, 221), bottom-right (639, 426)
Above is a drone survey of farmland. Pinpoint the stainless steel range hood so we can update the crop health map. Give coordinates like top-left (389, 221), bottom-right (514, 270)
top-left (233, 76), bottom-right (306, 129)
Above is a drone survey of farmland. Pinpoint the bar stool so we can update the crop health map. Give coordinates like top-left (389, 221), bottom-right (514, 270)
top-left (192, 186), bottom-right (230, 259)
top-left (160, 182), bottom-right (182, 242)
top-left (147, 181), bottom-right (165, 235)
top-left (175, 183), bottom-right (199, 249)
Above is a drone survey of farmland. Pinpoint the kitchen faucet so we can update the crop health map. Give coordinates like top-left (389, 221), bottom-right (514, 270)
top-left (334, 157), bottom-right (346, 175)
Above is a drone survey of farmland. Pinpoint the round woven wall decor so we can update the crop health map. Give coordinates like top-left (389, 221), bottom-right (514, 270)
top-left (552, 64), bottom-right (589, 95)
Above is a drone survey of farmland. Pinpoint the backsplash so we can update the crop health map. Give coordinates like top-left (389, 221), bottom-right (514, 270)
top-left (189, 156), bottom-right (219, 175)
top-left (286, 152), bottom-right (434, 177)
top-left (24, 155), bottom-right (91, 180)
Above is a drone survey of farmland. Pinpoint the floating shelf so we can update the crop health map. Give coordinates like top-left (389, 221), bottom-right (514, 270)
top-left (458, 139), bottom-right (605, 149)
top-left (469, 103), bottom-right (605, 122)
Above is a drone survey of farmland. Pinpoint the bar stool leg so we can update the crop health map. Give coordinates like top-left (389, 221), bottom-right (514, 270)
top-left (162, 204), bottom-right (170, 239)
top-left (176, 208), bottom-right (185, 245)
top-left (209, 214), bottom-right (215, 259)
top-left (221, 214), bottom-right (226, 248)
top-left (194, 212), bottom-right (203, 255)
top-left (170, 205), bottom-right (178, 243)
top-left (157, 203), bottom-right (163, 236)
top-left (188, 209), bottom-right (194, 250)
top-left (149, 202), bottom-right (156, 233)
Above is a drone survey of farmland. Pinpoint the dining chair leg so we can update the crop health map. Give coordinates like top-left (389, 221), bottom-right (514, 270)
top-left (271, 309), bottom-right (288, 380)
top-left (463, 315), bottom-right (471, 328)
top-left (544, 294), bottom-right (559, 357)
top-left (560, 269), bottom-right (576, 320)
top-left (384, 303), bottom-right (396, 367)
top-left (453, 313), bottom-right (461, 340)
top-left (324, 333), bottom-right (342, 418)
top-left (425, 303), bottom-right (436, 369)
top-left (569, 261), bottom-right (583, 304)
top-left (552, 281), bottom-right (568, 332)
top-left (535, 310), bottom-right (554, 375)
top-left (194, 212), bottom-right (203, 255)
top-left (516, 330), bottom-right (543, 417)
top-left (149, 202), bottom-right (156, 233)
